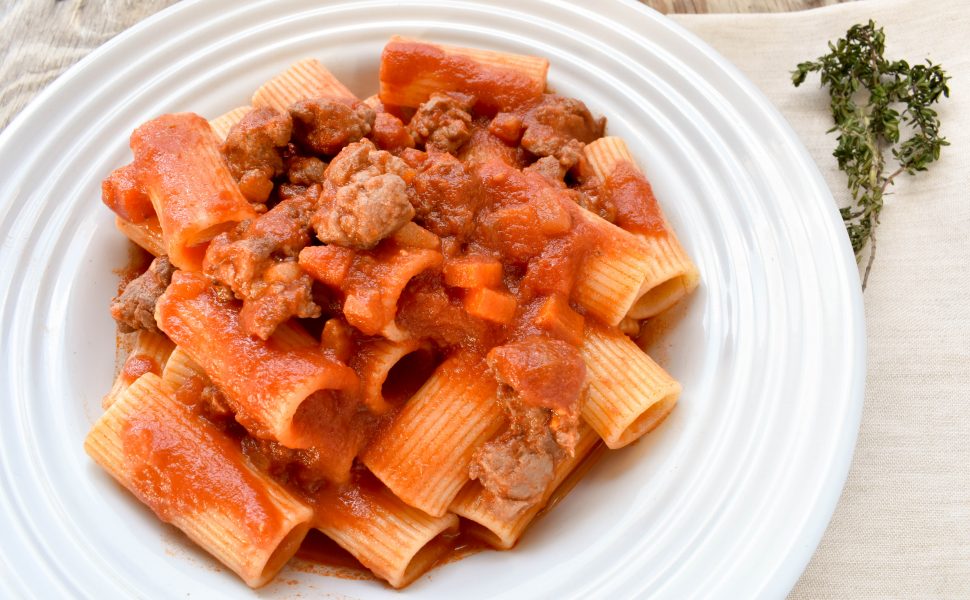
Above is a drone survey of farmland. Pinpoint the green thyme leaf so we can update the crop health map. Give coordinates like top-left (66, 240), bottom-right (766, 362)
top-left (793, 20), bottom-right (950, 289)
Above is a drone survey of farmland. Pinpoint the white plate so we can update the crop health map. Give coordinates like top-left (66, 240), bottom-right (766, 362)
top-left (0, 0), bottom-right (865, 598)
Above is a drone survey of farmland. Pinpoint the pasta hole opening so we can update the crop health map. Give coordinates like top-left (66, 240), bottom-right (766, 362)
top-left (296, 528), bottom-right (375, 577)
top-left (290, 391), bottom-right (365, 471)
top-left (628, 275), bottom-right (691, 320)
top-left (612, 392), bottom-right (678, 449)
top-left (381, 348), bottom-right (436, 405)
top-left (255, 521), bottom-right (312, 588)
top-left (393, 520), bottom-right (461, 589)
top-left (458, 516), bottom-right (510, 550)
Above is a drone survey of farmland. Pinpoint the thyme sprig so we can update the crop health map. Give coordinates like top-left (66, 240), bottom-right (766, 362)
top-left (792, 20), bottom-right (950, 289)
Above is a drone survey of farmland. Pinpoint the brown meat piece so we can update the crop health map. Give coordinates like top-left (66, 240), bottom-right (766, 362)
top-left (287, 156), bottom-right (327, 185)
top-left (238, 261), bottom-right (319, 340)
top-left (312, 139), bottom-right (415, 249)
top-left (241, 435), bottom-right (340, 493)
top-left (471, 432), bottom-right (555, 501)
top-left (243, 391), bottom-right (375, 489)
top-left (203, 194), bottom-right (320, 339)
top-left (110, 256), bottom-right (175, 333)
top-left (457, 123), bottom-right (529, 168)
top-left (223, 107), bottom-right (293, 205)
top-left (200, 383), bottom-right (234, 422)
top-left (290, 98), bottom-right (376, 156)
top-left (520, 94), bottom-right (605, 170)
top-left (410, 151), bottom-right (481, 239)
top-left (523, 155), bottom-right (566, 183)
top-left (488, 112), bottom-right (524, 144)
top-left (171, 372), bottom-right (235, 429)
top-left (469, 401), bottom-right (563, 519)
top-left (407, 93), bottom-right (473, 153)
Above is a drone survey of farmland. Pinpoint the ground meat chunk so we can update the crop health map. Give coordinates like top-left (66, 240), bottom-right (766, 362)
top-left (410, 151), bottom-right (482, 239)
top-left (523, 155), bottom-right (567, 183)
top-left (457, 122), bottom-right (529, 168)
top-left (469, 401), bottom-right (563, 519)
top-left (200, 383), bottom-right (234, 422)
top-left (110, 255), bottom-right (175, 333)
top-left (470, 336), bottom-right (590, 515)
top-left (471, 430), bottom-right (555, 501)
top-left (203, 194), bottom-right (320, 339)
top-left (312, 139), bottom-right (415, 249)
top-left (287, 155), bottom-right (327, 185)
top-left (241, 436), bottom-right (338, 493)
top-left (407, 93), bottom-right (474, 153)
top-left (238, 261), bottom-right (319, 341)
top-left (488, 336), bottom-right (586, 453)
top-left (242, 391), bottom-right (375, 488)
top-left (223, 107), bottom-right (292, 205)
top-left (289, 98), bottom-right (376, 156)
top-left (520, 94), bottom-right (605, 170)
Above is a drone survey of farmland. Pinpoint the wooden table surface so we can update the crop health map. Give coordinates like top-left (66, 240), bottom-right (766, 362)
top-left (0, 0), bottom-right (848, 131)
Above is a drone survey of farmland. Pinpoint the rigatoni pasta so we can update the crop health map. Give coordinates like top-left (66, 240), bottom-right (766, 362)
top-left (312, 475), bottom-right (459, 588)
top-left (102, 329), bottom-right (174, 409)
top-left (583, 136), bottom-right (700, 319)
top-left (91, 37), bottom-right (698, 591)
top-left (154, 271), bottom-right (358, 449)
top-left (379, 35), bottom-right (549, 112)
top-left (362, 353), bottom-right (504, 517)
top-left (253, 58), bottom-right (357, 111)
top-left (131, 113), bottom-right (259, 271)
top-left (85, 373), bottom-right (314, 588)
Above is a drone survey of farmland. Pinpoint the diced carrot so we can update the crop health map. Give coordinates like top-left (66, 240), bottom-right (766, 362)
top-left (463, 287), bottom-right (517, 324)
top-left (298, 245), bottom-right (355, 288)
top-left (443, 255), bottom-right (504, 289)
top-left (534, 294), bottom-right (585, 346)
top-left (391, 222), bottom-right (440, 250)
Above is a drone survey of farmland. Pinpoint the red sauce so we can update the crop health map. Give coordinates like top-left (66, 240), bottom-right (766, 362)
top-left (486, 337), bottom-right (586, 411)
top-left (102, 163), bottom-right (155, 224)
top-left (121, 402), bottom-right (283, 539)
top-left (603, 160), bottom-right (667, 236)
top-left (381, 40), bottom-right (544, 114)
top-left (371, 112), bottom-right (414, 153)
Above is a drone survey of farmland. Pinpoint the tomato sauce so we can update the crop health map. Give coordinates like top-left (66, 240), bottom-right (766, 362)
top-left (602, 160), bottom-right (667, 236)
top-left (121, 402), bottom-right (283, 539)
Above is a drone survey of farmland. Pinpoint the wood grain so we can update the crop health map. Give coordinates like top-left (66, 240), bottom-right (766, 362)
top-left (0, 0), bottom-right (849, 132)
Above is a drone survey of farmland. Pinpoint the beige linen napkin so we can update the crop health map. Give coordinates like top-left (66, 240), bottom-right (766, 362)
top-left (670, 1), bottom-right (970, 597)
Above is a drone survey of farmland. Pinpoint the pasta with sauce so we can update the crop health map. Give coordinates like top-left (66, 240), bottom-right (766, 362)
top-left (87, 37), bottom-right (699, 589)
